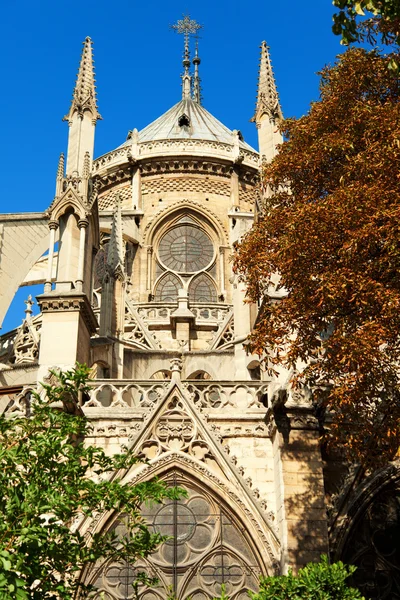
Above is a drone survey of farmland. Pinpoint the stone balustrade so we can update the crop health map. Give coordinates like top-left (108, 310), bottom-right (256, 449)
top-left (134, 303), bottom-right (231, 328)
top-left (85, 379), bottom-right (268, 411)
top-left (184, 380), bottom-right (269, 410)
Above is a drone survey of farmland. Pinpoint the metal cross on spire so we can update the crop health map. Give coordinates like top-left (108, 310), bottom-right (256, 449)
top-left (171, 14), bottom-right (203, 59)
top-left (171, 15), bottom-right (203, 100)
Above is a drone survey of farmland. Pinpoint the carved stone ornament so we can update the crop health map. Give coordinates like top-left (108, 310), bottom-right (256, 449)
top-left (11, 319), bottom-right (41, 365)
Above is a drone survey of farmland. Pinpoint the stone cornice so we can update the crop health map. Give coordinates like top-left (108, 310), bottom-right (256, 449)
top-left (36, 291), bottom-right (98, 335)
top-left (92, 138), bottom-right (259, 177)
top-left (0, 213), bottom-right (48, 222)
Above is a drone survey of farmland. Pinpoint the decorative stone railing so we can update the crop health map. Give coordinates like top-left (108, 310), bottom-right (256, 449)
top-left (191, 304), bottom-right (232, 323)
top-left (92, 140), bottom-right (259, 175)
top-left (134, 303), bottom-right (232, 329)
top-left (92, 146), bottom-right (130, 173)
top-left (183, 380), bottom-right (269, 410)
top-left (135, 303), bottom-right (176, 324)
top-left (85, 379), bottom-right (268, 411)
top-left (85, 379), bottom-right (169, 409)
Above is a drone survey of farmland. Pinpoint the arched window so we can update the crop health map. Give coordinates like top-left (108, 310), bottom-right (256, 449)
top-left (340, 480), bottom-right (400, 599)
top-left (87, 479), bottom-right (263, 600)
top-left (154, 273), bottom-right (181, 303)
top-left (189, 274), bottom-right (217, 304)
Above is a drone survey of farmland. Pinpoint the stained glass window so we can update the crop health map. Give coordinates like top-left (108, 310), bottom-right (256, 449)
top-left (87, 481), bottom-right (263, 600)
top-left (189, 274), bottom-right (217, 304)
top-left (154, 273), bottom-right (181, 303)
top-left (158, 226), bottom-right (214, 274)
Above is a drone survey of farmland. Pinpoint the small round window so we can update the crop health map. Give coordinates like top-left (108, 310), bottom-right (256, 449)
top-left (158, 225), bottom-right (214, 274)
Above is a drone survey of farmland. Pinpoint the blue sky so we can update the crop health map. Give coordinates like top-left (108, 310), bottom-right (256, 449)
top-left (0, 0), bottom-right (342, 331)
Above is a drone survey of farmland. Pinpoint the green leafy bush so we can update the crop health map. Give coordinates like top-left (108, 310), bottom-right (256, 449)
top-left (249, 556), bottom-right (364, 600)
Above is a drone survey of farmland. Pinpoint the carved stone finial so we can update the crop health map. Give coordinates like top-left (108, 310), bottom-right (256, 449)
top-left (24, 295), bottom-right (34, 320)
top-left (192, 37), bottom-right (202, 104)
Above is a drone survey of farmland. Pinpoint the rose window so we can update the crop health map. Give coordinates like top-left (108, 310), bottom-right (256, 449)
top-left (158, 225), bottom-right (214, 274)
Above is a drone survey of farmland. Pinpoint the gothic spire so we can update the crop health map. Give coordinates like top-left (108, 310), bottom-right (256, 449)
top-left (192, 38), bottom-right (202, 104)
top-left (55, 152), bottom-right (64, 196)
top-left (56, 152), bottom-right (65, 179)
top-left (107, 195), bottom-right (125, 280)
top-left (252, 41), bottom-right (282, 124)
top-left (64, 36), bottom-right (101, 123)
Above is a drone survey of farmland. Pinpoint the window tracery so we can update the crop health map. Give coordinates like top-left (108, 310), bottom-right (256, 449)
top-left (154, 273), bottom-right (182, 303)
top-left (151, 213), bottom-right (221, 305)
top-left (189, 274), bottom-right (217, 304)
top-left (88, 480), bottom-right (263, 600)
top-left (158, 225), bottom-right (214, 274)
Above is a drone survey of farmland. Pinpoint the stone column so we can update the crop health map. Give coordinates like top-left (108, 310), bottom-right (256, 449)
top-left (146, 247), bottom-right (153, 292)
top-left (44, 221), bottom-right (58, 293)
top-left (132, 166), bottom-right (142, 210)
top-left (229, 212), bottom-right (256, 380)
top-left (219, 247), bottom-right (226, 298)
top-left (230, 167), bottom-right (240, 209)
top-left (271, 388), bottom-right (329, 573)
top-left (75, 219), bottom-right (88, 291)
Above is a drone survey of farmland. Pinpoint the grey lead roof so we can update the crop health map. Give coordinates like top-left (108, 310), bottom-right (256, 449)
top-left (119, 98), bottom-right (257, 152)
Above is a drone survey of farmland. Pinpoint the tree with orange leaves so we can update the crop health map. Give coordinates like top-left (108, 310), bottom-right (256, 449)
top-left (234, 48), bottom-right (400, 465)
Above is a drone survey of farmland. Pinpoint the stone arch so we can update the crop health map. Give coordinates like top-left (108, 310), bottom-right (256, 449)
top-left (143, 200), bottom-right (228, 248)
top-left (184, 357), bottom-right (220, 381)
top-left (0, 215), bottom-right (50, 328)
top-left (331, 462), bottom-right (400, 600)
top-left (150, 369), bottom-right (172, 380)
top-left (89, 359), bottom-right (110, 379)
top-left (186, 370), bottom-right (212, 380)
top-left (49, 189), bottom-right (87, 222)
top-left (79, 459), bottom-right (279, 599)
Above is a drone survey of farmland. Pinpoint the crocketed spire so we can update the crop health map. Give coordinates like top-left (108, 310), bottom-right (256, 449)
top-left (252, 41), bottom-right (282, 124)
top-left (64, 37), bottom-right (101, 123)
top-left (107, 195), bottom-right (125, 280)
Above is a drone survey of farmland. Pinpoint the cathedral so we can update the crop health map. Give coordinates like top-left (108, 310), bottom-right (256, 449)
top-left (0, 18), bottom-right (399, 600)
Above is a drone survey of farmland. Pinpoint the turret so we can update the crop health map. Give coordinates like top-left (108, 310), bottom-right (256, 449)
top-left (64, 37), bottom-right (101, 176)
top-left (37, 37), bottom-right (101, 380)
top-left (252, 41), bottom-right (283, 161)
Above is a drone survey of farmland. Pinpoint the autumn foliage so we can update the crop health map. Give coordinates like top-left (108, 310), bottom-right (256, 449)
top-left (333, 0), bottom-right (400, 59)
top-left (234, 48), bottom-right (400, 464)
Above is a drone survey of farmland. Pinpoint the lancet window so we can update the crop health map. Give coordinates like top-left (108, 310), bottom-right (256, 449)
top-left (154, 273), bottom-right (182, 303)
top-left (189, 274), bottom-right (217, 304)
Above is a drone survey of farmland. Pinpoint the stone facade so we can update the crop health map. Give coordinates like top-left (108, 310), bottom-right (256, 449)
top-left (0, 32), bottom-right (399, 600)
